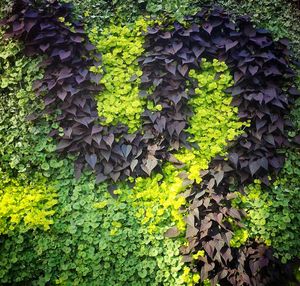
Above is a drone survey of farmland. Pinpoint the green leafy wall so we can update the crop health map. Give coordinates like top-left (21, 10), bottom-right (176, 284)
top-left (0, 0), bottom-right (300, 285)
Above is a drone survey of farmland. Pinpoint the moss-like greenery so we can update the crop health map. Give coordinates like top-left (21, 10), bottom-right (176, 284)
top-left (0, 167), bottom-right (197, 285)
top-left (0, 32), bottom-right (60, 179)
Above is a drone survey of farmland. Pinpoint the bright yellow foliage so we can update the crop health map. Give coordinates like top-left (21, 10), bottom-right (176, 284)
top-left (178, 266), bottom-right (201, 286)
top-left (89, 18), bottom-right (149, 132)
top-left (0, 173), bottom-right (58, 234)
top-left (175, 58), bottom-right (248, 183)
top-left (114, 163), bottom-right (187, 235)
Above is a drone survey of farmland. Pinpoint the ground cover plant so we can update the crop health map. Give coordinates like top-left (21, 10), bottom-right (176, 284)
top-left (0, 0), bottom-right (299, 285)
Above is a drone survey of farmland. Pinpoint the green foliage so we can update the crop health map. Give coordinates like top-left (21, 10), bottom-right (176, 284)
top-left (89, 19), bottom-right (149, 132)
top-left (0, 32), bottom-right (73, 237)
top-left (0, 33), bottom-right (195, 283)
top-left (0, 33), bottom-right (62, 179)
top-left (120, 166), bottom-right (187, 233)
top-left (1, 1), bottom-right (300, 283)
top-left (289, 85), bottom-right (300, 138)
top-left (137, 0), bottom-right (198, 22)
top-left (234, 162), bottom-right (300, 263)
top-left (0, 42), bottom-right (242, 286)
top-left (0, 168), bottom-right (197, 285)
top-left (0, 0), bottom-right (13, 19)
top-left (230, 228), bottom-right (249, 248)
top-left (175, 59), bottom-right (247, 183)
top-left (66, 0), bottom-right (200, 28)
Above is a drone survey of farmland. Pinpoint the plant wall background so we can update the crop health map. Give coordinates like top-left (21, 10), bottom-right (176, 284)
top-left (0, 0), bottom-right (299, 285)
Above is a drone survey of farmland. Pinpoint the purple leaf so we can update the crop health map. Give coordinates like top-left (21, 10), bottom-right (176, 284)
top-left (166, 62), bottom-right (177, 75)
top-left (229, 153), bottom-right (239, 169)
top-left (172, 42), bottom-right (183, 54)
top-left (59, 50), bottom-right (72, 60)
top-left (192, 46), bottom-right (205, 58)
top-left (164, 227), bottom-right (180, 238)
top-left (225, 40), bottom-right (238, 51)
top-left (249, 65), bottom-right (259, 75)
top-left (103, 134), bottom-right (114, 147)
top-left (203, 22), bottom-right (213, 34)
top-left (57, 89), bottom-right (68, 101)
top-left (130, 159), bottom-right (138, 172)
top-left (25, 19), bottom-right (36, 32)
top-left (121, 144), bottom-right (132, 158)
top-left (178, 64), bottom-right (189, 77)
top-left (56, 140), bottom-right (72, 151)
top-left (96, 173), bottom-right (107, 183)
top-left (110, 172), bottom-right (120, 182)
top-left (141, 155), bottom-right (158, 176)
top-left (249, 160), bottom-right (260, 176)
top-left (85, 154), bottom-right (97, 169)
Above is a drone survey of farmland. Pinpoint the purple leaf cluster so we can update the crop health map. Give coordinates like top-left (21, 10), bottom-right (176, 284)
top-left (142, 6), bottom-right (297, 185)
top-left (140, 6), bottom-right (298, 285)
top-left (184, 164), bottom-right (295, 285)
top-left (2, 0), bottom-right (171, 182)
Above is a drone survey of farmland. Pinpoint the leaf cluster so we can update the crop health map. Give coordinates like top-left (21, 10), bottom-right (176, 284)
top-left (1, 1), bottom-right (300, 286)
top-left (0, 173), bottom-right (57, 234)
top-left (89, 19), bottom-right (148, 132)
top-left (175, 59), bottom-right (246, 183)
top-left (66, 0), bottom-right (300, 60)
top-left (0, 168), bottom-right (195, 285)
top-left (138, 6), bottom-right (299, 285)
top-left (234, 154), bottom-right (300, 263)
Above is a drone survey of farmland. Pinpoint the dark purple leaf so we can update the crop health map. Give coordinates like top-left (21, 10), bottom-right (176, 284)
top-left (229, 153), bottom-right (239, 169)
top-left (85, 154), bottom-right (97, 169)
top-left (165, 62), bottom-right (177, 75)
top-left (103, 134), bottom-right (114, 147)
top-left (203, 22), bottom-right (213, 34)
top-left (225, 40), bottom-right (238, 51)
top-left (56, 140), bottom-right (72, 151)
top-left (59, 50), bottom-right (72, 60)
top-left (96, 173), bottom-right (107, 183)
top-left (178, 64), bottom-right (189, 77)
top-left (249, 160), bottom-right (260, 176)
